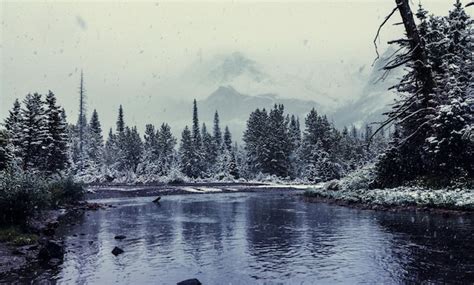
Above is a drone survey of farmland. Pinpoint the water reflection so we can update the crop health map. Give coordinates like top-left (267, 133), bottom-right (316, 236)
top-left (4, 192), bottom-right (474, 284)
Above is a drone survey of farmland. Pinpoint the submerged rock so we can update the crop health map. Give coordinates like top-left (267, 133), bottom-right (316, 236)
top-left (177, 279), bottom-right (201, 285)
top-left (38, 240), bottom-right (64, 260)
top-left (111, 246), bottom-right (124, 256)
top-left (114, 235), bottom-right (126, 240)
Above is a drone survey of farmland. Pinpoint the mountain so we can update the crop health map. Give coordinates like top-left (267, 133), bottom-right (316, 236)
top-left (197, 86), bottom-right (320, 141)
top-left (330, 48), bottom-right (400, 128)
top-left (119, 50), bottom-right (401, 142)
top-left (180, 52), bottom-right (369, 110)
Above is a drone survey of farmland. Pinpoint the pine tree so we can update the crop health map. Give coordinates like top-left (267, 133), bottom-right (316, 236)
top-left (19, 93), bottom-right (47, 170)
top-left (213, 111), bottom-right (222, 149)
top-left (104, 128), bottom-right (118, 167)
top-left (265, 104), bottom-right (291, 177)
top-left (179, 126), bottom-right (198, 178)
top-left (201, 123), bottom-right (214, 175)
top-left (243, 108), bottom-right (269, 176)
top-left (77, 71), bottom-right (87, 171)
top-left (143, 124), bottom-right (158, 162)
top-left (120, 126), bottom-right (143, 172)
top-left (0, 130), bottom-right (10, 170)
top-left (186, 99), bottom-right (203, 177)
top-left (157, 123), bottom-right (176, 175)
top-left (299, 108), bottom-right (342, 181)
top-left (4, 99), bottom-right (22, 159)
top-left (288, 115), bottom-right (301, 150)
top-left (223, 126), bottom-right (232, 151)
top-left (115, 105), bottom-right (127, 170)
top-left (209, 111), bottom-right (223, 165)
top-left (116, 105), bottom-right (125, 134)
top-left (88, 109), bottom-right (103, 165)
top-left (42, 91), bottom-right (69, 172)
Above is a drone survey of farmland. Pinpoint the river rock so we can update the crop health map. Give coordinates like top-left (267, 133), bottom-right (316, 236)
top-left (114, 235), bottom-right (126, 240)
top-left (38, 240), bottom-right (65, 260)
top-left (177, 279), bottom-right (201, 285)
top-left (112, 246), bottom-right (124, 256)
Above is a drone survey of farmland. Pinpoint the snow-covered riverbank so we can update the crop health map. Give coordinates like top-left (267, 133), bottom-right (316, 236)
top-left (305, 186), bottom-right (474, 211)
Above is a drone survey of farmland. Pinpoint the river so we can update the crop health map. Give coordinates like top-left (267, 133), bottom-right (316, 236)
top-left (6, 191), bottom-right (474, 284)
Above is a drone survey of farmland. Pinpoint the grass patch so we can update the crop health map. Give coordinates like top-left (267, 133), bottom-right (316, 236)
top-left (0, 226), bottom-right (38, 246)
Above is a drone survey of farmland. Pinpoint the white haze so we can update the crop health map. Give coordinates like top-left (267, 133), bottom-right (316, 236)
top-left (0, 0), bottom-right (467, 136)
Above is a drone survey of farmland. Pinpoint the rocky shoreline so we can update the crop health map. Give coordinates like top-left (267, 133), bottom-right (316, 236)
top-left (0, 202), bottom-right (107, 279)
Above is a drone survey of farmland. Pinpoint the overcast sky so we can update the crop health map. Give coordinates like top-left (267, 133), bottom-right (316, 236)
top-left (0, 0), bottom-right (468, 130)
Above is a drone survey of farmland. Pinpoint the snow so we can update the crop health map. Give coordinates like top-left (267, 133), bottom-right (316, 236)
top-left (306, 186), bottom-right (474, 210)
top-left (304, 164), bottom-right (474, 210)
top-left (181, 187), bottom-right (223, 193)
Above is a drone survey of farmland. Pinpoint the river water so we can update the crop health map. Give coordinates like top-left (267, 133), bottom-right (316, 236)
top-left (9, 191), bottom-right (474, 284)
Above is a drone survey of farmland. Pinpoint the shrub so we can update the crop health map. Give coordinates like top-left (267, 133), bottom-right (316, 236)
top-left (0, 170), bottom-right (84, 224)
top-left (48, 176), bottom-right (84, 207)
top-left (0, 170), bottom-right (50, 224)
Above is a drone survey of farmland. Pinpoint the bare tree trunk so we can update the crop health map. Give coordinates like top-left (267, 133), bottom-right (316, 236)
top-left (394, 0), bottom-right (435, 95)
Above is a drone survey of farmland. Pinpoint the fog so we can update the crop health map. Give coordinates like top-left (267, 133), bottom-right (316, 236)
top-left (0, 0), bottom-right (464, 133)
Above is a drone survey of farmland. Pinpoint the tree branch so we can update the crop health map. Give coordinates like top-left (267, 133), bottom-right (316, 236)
top-left (373, 6), bottom-right (400, 65)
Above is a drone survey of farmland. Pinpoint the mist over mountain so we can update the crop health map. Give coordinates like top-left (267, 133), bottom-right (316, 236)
top-left (145, 49), bottom-right (399, 141)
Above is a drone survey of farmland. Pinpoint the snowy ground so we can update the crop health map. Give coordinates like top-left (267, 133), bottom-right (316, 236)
top-left (86, 183), bottom-right (313, 200)
top-left (305, 183), bottom-right (474, 211)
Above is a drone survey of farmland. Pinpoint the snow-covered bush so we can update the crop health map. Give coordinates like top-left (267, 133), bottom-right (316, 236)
top-left (162, 165), bottom-right (188, 185)
top-left (338, 163), bottom-right (376, 191)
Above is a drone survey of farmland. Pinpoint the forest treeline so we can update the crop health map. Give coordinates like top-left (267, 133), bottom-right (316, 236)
top-left (1, 94), bottom-right (387, 184)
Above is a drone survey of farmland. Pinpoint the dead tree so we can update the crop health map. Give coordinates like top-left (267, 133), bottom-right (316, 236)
top-left (370, 0), bottom-right (436, 142)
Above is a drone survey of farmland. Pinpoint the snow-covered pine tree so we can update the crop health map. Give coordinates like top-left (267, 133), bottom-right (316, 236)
top-left (201, 123), bottom-right (214, 176)
top-left (115, 105), bottom-right (127, 170)
top-left (300, 108), bottom-right (342, 181)
top-left (0, 130), bottom-right (10, 170)
top-left (179, 126), bottom-right (198, 178)
top-left (19, 93), bottom-right (47, 170)
top-left (88, 109), bottom-right (104, 166)
top-left (143, 124), bottom-right (158, 163)
top-left (189, 99), bottom-right (203, 177)
top-left (116, 105), bottom-right (125, 134)
top-left (42, 91), bottom-right (69, 173)
top-left (288, 115), bottom-right (301, 150)
top-left (223, 126), bottom-right (232, 152)
top-left (288, 114), bottom-right (302, 178)
top-left (422, 0), bottom-right (473, 178)
top-left (104, 128), bottom-right (118, 167)
top-left (243, 108), bottom-right (269, 176)
top-left (157, 123), bottom-right (176, 175)
top-left (192, 99), bottom-right (202, 149)
top-left (120, 126), bottom-right (143, 172)
top-left (4, 99), bottom-right (22, 160)
top-left (265, 104), bottom-right (291, 177)
top-left (213, 111), bottom-right (223, 150)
